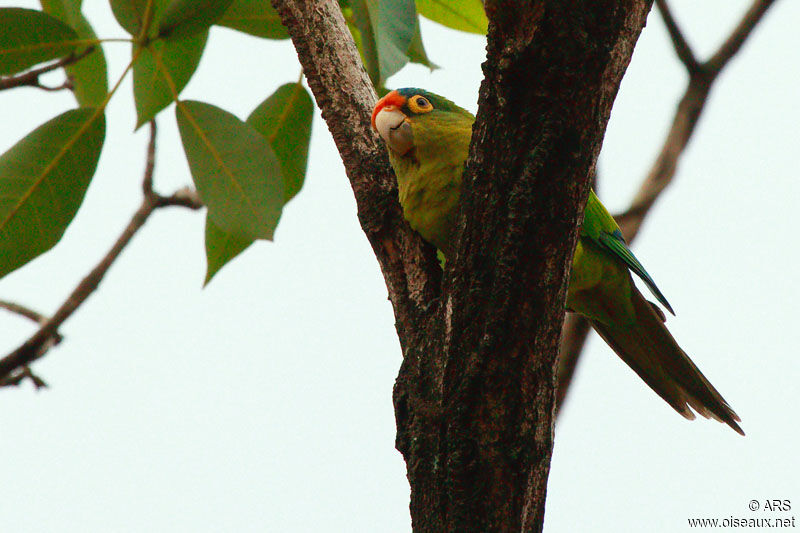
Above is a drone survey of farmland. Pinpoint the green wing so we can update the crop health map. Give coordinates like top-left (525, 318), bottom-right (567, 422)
top-left (583, 190), bottom-right (674, 315)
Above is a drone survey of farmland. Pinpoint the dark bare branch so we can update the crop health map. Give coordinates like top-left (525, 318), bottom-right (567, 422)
top-left (268, 0), bottom-right (440, 342)
top-left (656, 0), bottom-right (699, 71)
top-left (556, 0), bottom-right (778, 413)
top-left (555, 314), bottom-right (591, 412)
top-left (156, 187), bottom-right (203, 209)
top-left (619, 0), bottom-right (777, 239)
top-left (0, 298), bottom-right (65, 350)
top-left (0, 366), bottom-right (48, 389)
top-left (0, 47), bottom-right (95, 92)
top-left (707, 0), bottom-right (777, 74)
top-left (0, 122), bottom-right (202, 381)
top-left (1, 300), bottom-right (49, 325)
top-left (142, 121), bottom-right (157, 194)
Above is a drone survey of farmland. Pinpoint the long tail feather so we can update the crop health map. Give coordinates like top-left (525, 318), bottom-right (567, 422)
top-left (590, 286), bottom-right (744, 435)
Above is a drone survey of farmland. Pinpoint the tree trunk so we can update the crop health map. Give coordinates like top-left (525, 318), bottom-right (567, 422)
top-left (271, 0), bottom-right (653, 530)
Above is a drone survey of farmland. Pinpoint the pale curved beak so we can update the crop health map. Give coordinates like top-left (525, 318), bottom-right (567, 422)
top-left (374, 107), bottom-right (414, 156)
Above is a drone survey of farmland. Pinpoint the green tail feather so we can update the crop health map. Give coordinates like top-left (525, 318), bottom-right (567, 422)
top-left (590, 285), bottom-right (743, 435)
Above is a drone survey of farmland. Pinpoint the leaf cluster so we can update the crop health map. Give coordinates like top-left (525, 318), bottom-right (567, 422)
top-left (0, 0), bottom-right (486, 283)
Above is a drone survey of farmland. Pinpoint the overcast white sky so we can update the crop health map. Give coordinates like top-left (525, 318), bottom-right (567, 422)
top-left (1, 1), bottom-right (798, 531)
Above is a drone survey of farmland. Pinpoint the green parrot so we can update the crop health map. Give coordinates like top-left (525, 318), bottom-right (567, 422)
top-left (372, 88), bottom-right (743, 435)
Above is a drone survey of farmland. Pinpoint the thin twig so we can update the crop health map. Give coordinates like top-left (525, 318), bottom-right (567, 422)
top-left (655, 0), bottom-right (699, 71)
top-left (707, 0), bottom-right (776, 72)
top-left (142, 121), bottom-right (157, 194)
top-left (1, 300), bottom-right (48, 324)
top-left (0, 121), bottom-right (203, 382)
top-left (0, 299), bottom-right (65, 345)
top-left (618, 0), bottom-right (776, 238)
top-left (0, 366), bottom-right (48, 389)
top-left (0, 47), bottom-right (95, 91)
top-left (156, 186), bottom-right (203, 209)
top-left (555, 314), bottom-right (591, 410)
top-left (556, 0), bottom-right (777, 414)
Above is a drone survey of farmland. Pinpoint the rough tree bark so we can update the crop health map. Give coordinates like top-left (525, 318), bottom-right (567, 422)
top-left (271, 0), bottom-right (653, 530)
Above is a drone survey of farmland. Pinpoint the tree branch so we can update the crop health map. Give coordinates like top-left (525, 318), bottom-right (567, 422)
top-left (1, 300), bottom-right (52, 326)
top-left (555, 0), bottom-right (777, 414)
top-left (0, 122), bottom-right (203, 382)
top-left (706, 0), bottom-right (776, 74)
top-left (0, 47), bottom-right (95, 92)
top-left (621, 0), bottom-right (776, 234)
top-left (0, 301), bottom-right (59, 389)
top-left (156, 186), bottom-right (203, 209)
top-left (274, 0), bottom-right (656, 529)
top-left (265, 9), bottom-right (444, 525)
top-left (268, 0), bottom-right (441, 348)
top-left (555, 313), bottom-right (591, 410)
top-left (432, 3), bottom-right (654, 528)
top-left (0, 366), bottom-right (48, 389)
top-left (655, 0), bottom-right (698, 71)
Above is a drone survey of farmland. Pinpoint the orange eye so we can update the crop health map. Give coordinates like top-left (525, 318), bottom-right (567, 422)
top-left (408, 95), bottom-right (433, 114)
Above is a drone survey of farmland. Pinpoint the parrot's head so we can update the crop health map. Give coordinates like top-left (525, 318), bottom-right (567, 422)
top-left (371, 88), bottom-right (468, 156)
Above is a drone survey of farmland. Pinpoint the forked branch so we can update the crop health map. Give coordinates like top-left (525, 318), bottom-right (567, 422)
top-left (0, 122), bottom-right (203, 384)
top-left (556, 0), bottom-right (777, 413)
top-left (0, 47), bottom-right (95, 92)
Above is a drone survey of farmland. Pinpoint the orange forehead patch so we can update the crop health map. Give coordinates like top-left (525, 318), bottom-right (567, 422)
top-left (371, 90), bottom-right (406, 130)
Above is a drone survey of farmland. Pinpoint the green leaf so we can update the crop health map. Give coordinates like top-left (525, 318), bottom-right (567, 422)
top-left (133, 30), bottom-right (207, 128)
top-left (203, 215), bottom-right (253, 285)
top-left (216, 0), bottom-right (288, 39)
top-left (158, 0), bottom-right (233, 40)
top-left (109, 0), bottom-right (149, 36)
top-left (247, 83), bottom-right (313, 203)
top-left (176, 100), bottom-right (284, 242)
top-left (0, 7), bottom-right (79, 75)
top-left (406, 15), bottom-right (436, 70)
top-left (348, 1), bottom-right (380, 85)
top-left (343, 17), bottom-right (363, 64)
top-left (371, 0), bottom-right (416, 83)
top-left (201, 82), bottom-right (316, 283)
top-left (67, 15), bottom-right (109, 106)
top-left (39, 1), bottom-right (109, 107)
top-left (415, 0), bottom-right (487, 35)
top-left (0, 108), bottom-right (105, 279)
top-left (109, 0), bottom-right (169, 37)
top-left (38, 0), bottom-right (81, 21)
top-left (348, 0), bottom-right (416, 85)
